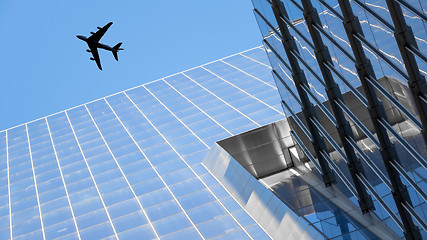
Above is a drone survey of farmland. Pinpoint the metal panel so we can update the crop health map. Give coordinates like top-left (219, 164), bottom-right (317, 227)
top-left (217, 120), bottom-right (294, 178)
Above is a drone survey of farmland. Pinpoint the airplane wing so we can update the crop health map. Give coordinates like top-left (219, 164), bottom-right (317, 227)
top-left (88, 22), bottom-right (113, 43)
top-left (88, 44), bottom-right (102, 70)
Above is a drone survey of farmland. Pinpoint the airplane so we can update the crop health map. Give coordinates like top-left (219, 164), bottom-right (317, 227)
top-left (76, 22), bottom-right (123, 70)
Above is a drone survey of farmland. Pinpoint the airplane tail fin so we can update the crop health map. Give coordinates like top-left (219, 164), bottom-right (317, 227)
top-left (112, 42), bottom-right (123, 61)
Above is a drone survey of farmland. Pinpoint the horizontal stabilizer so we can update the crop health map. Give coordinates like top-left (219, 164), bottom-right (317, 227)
top-left (113, 42), bottom-right (123, 61)
top-left (113, 42), bottom-right (123, 51)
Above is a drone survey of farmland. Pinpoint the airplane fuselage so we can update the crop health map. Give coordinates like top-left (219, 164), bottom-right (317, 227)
top-left (76, 35), bottom-right (115, 52)
top-left (96, 42), bottom-right (114, 51)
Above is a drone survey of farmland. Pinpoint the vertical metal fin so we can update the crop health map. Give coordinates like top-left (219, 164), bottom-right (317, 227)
top-left (383, 0), bottom-right (427, 146)
top-left (270, 0), bottom-right (336, 186)
top-left (298, 0), bottom-right (374, 213)
top-left (335, 0), bottom-right (421, 238)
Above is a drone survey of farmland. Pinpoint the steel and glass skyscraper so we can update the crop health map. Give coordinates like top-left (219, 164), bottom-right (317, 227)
top-left (250, 0), bottom-right (427, 239)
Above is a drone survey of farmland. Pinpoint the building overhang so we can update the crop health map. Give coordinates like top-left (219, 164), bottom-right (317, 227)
top-left (203, 76), bottom-right (416, 239)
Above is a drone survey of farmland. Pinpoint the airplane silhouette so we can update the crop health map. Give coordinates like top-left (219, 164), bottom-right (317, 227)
top-left (76, 22), bottom-right (123, 70)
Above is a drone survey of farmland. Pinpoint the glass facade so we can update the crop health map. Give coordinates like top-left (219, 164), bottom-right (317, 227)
top-left (0, 47), bottom-right (285, 240)
top-left (203, 142), bottom-right (325, 240)
top-left (251, 0), bottom-right (427, 239)
top-left (1, 0), bottom-right (426, 239)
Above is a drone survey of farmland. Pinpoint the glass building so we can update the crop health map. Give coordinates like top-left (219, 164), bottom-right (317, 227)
top-left (1, 0), bottom-right (427, 239)
top-left (0, 47), bottom-right (300, 240)
top-left (250, 0), bottom-right (427, 239)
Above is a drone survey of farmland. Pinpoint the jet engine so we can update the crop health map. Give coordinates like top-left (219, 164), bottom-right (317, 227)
top-left (86, 49), bottom-right (91, 52)
top-left (90, 31), bottom-right (95, 34)
top-left (97, 27), bottom-right (102, 29)
top-left (90, 57), bottom-right (95, 61)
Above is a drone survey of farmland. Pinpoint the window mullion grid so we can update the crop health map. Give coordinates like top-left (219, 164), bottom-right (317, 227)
top-left (253, 8), bottom-right (282, 39)
top-left (63, 112), bottom-right (120, 239)
top-left (162, 79), bottom-right (233, 136)
top-left (334, 99), bottom-right (381, 148)
top-left (122, 91), bottom-right (261, 239)
top-left (272, 70), bottom-right (303, 106)
top-left (335, 0), bottom-right (421, 237)
top-left (308, 118), bottom-right (364, 201)
top-left (82, 103), bottom-right (161, 239)
top-left (181, 72), bottom-right (261, 127)
top-left (289, 0), bottom-right (424, 136)
top-left (257, 7), bottom-right (327, 90)
top-left (352, 0), bottom-right (395, 31)
top-left (317, 0), bottom-right (427, 101)
top-left (142, 87), bottom-right (259, 240)
top-left (318, 150), bottom-right (358, 198)
top-left (394, 0), bottom-right (427, 25)
top-left (300, 83), bottom-right (338, 125)
top-left (288, 49), bottom-right (326, 88)
top-left (346, 137), bottom-right (393, 190)
top-left (263, 1), bottom-right (370, 114)
top-left (317, 0), bottom-right (344, 21)
top-left (293, 24), bottom-right (423, 136)
top-left (238, 52), bottom-right (272, 69)
top-left (312, 0), bottom-right (422, 212)
top-left (270, 49), bottom-right (330, 122)
top-left (352, 32), bottom-right (409, 81)
top-left (115, 93), bottom-right (207, 240)
top-left (365, 75), bottom-right (422, 130)
top-left (142, 86), bottom-right (210, 149)
top-left (402, 201), bottom-right (427, 232)
top-left (256, 4), bottom-right (316, 52)
top-left (264, 46), bottom-right (312, 140)
top-left (271, 61), bottom-right (337, 187)
top-left (289, 130), bottom-right (323, 172)
top-left (266, 3), bottom-right (400, 206)
top-left (377, 118), bottom-right (427, 171)
top-left (406, 45), bottom-right (427, 65)
top-left (219, 60), bottom-right (277, 89)
top-left (270, 0), bottom-right (336, 186)
top-left (357, 174), bottom-right (405, 231)
top-left (200, 66), bottom-right (284, 116)
top-left (44, 118), bottom-right (82, 240)
top-left (390, 160), bottom-right (427, 206)
top-left (272, 69), bottom-right (313, 141)
top-left (383, 0), bottom-right (427, 146)
top-left (312, 22), bottom-right (356, 63)
top-left (282, 103), bottom-right (355, 191)
top-left (267, 1), bottom-right (369, 112)
top-left (323, 61), bottom-right (368, 106)
top-left (310, 117), bottom-right (347, 163)
top-left (25, 124), bottom-right (47, 240)
top-left (281, 100), bottom-right (313, 142)
top-left (294, 0), bottom-right (423, 126)
top-left (324, 37), bottom-right (421, 131)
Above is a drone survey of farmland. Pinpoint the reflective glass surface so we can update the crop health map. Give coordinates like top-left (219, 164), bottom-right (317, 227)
top-left (0, 47), bottom-right (284, 239)
top-left (252, 0), bottom-right (427, 238)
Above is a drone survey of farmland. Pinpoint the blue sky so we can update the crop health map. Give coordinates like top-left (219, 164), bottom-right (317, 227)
top-left (0, 1), bottom-right (262, 130)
